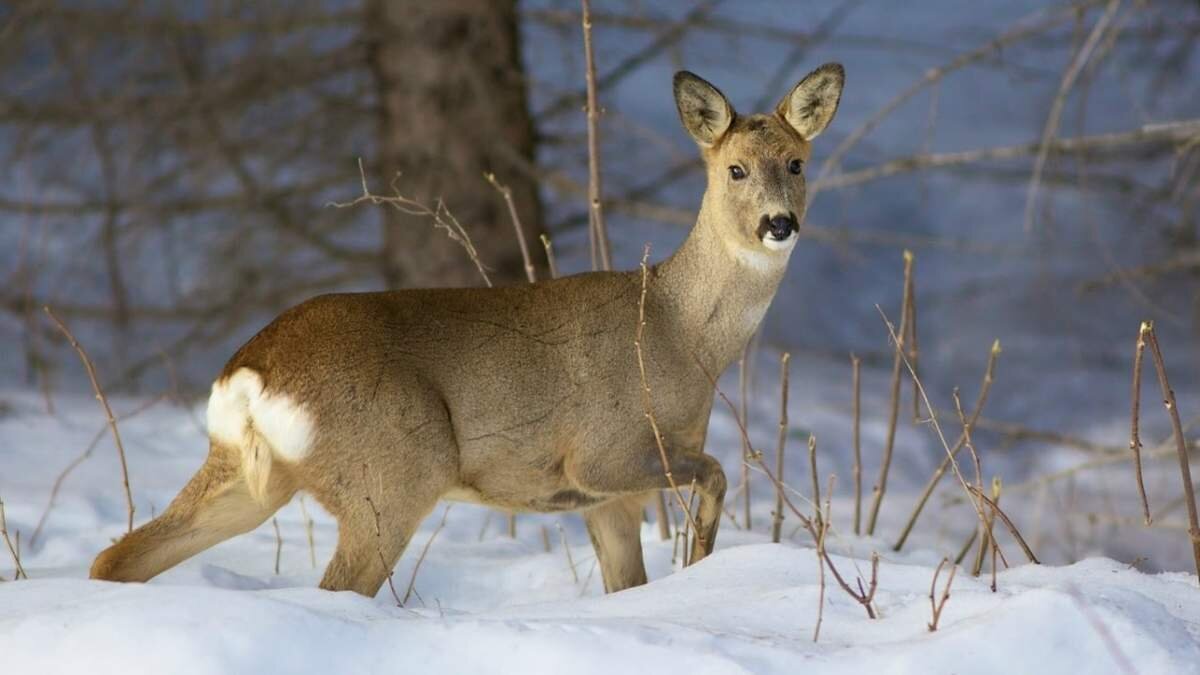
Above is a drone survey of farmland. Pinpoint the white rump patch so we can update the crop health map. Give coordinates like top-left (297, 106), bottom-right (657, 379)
top-left (206, 368), bottom-right (315, 462)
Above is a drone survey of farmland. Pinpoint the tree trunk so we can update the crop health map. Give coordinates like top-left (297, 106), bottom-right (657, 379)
top-left (367, 0), bottom-right (543, 289)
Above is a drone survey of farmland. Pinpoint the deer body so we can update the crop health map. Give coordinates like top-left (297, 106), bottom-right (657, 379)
top-left (90, 64), bottom-right (844, 597)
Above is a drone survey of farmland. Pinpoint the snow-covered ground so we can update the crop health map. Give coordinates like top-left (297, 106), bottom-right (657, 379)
top-left (4, 376), bottom-right (1200, 674)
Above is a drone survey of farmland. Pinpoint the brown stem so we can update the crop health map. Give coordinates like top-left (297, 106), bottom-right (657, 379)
top-left (581, 0), bottom-right (611, 271)
top-left (928, 557), bottom-right (957, 632)
top-left (558, 522), bottom-right (580, 584)
top-left (44, 305), bottom-right (134, 533)
top-left (877, 307), bottom-right (1022, 564)
top-left (893, 339), bottom-right (1001, 551)
top-left (655, 491), bottom-right (672, 541)
top-left (403, 505), bottom-right (451, 606)
top-left (0, 498), bottom-right (27, 580)
top-left (636, 245), bottom-right (702, 544)
top-left (1130, 322), bottom-right (1153, 524)
top-left (485, 172), bottom-right (536, 283)
top-left (809, 434), bottom-right (822, 533)
top-left (272, 517), bottom-right (282, 575)
top-left (539, 234), bottom-right (560, 279)
top-left (772, 353), bottom-right (790, 544)
top-left (852, 353), bottom-right (863, 535)
top-left (740, 345), bottom-right (752, 531)
top-left (1142, 321), bottom-right (1200, 581)
top-left (867, 250), bottom-right (913, 535)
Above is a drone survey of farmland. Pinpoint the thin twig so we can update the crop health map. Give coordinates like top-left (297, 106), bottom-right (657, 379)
top-left (540, 234), bottom-right (560, 279)
top-left (31, 392), bottom-right (165, 547)
top-left (655, 491), bottom-right (672, 541)
top-left (740, 345), bottom-right (753, 531)
top-left (299, 496), bottom-right (317, 569)
top-left (272, 517), bottom-right (282, 575)
top-left (485, 172), bottom-right (536, 283)
top-left (809, 434), bottom-right (822, 533)
top-left (867, 250), bottom-right (913, 535)
top-left (877, 307), bottom-right (1023, 563)
top-left (331, 158), bottom-right (492, 287)
top-left (968, 486), bottom-right (1039, 565)
top-left (894, 339), bottom-right (1001, 551)
top-left (403, 505), bottom-right (451, 606)
top-left (1142, 321), bottom-right (1200, 581)
top-left (1024, 0), bottom-right (1122, 233)
top-left (1130, 322), bottom-right (1152, 524)
top-left (364, 491), bottom-right (402, 607)
top-left (813, 474), bottom-right (835, 643)
top-left (772, 353), bottom-right (790, 544)
top-left (852, 353), bottom-right (863, 535)
top-left (683, 477), bottom-right (699, 567)
top-left (0, 498), bottom-right (27, 580)
top-left (44, 305), bottom-right (134, 533)
top-left (635, 244), bottom-right (702, 543)
top-left (928, 558), bottom-right (957, 632)
top-left (557, 522), bottom-right (579, 584)
top-left (694, 356), bottom-right (879, 618)
top-left (581, 0), bottom-right (611, 271)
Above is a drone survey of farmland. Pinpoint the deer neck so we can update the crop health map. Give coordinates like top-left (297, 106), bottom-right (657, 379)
top-left (653, 201), bottom-right (790, 376)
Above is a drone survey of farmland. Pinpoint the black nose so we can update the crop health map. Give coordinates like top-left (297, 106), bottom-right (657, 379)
top-left (767, 214), bottom-right (797, 241)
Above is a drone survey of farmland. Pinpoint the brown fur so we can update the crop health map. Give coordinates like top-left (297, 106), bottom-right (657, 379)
top-left (90, 64), bottom-right (845, 597)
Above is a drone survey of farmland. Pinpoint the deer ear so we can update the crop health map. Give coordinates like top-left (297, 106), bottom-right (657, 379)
top-left (673, 71), bottom-right (735, 147)
top-left (776, 63), bottom-right (844, 140)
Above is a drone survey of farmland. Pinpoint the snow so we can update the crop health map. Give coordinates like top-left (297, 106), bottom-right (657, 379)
top-left (4, 388), bottom-right (1200, 674)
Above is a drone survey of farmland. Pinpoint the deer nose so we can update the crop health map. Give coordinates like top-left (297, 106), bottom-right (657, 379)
top-left (767, 214), bottom-right (797, 241)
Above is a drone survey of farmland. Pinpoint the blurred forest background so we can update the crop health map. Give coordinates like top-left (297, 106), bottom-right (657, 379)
top-left (1, 0), bottom-right (1200, 566)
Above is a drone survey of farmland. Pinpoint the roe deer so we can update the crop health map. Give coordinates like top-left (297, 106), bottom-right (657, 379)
top-left (90, 64), bottom-right (845, 596)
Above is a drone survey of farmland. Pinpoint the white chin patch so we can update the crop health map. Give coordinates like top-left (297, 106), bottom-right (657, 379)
top-left (762, 232), bottom-right (798, 252)
top-left (207, 367), bottom-right (315, 462)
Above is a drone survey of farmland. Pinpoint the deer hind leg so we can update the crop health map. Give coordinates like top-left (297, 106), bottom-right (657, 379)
top-left (90, 441), bottom-right (297, 583)
top-left (307, 406), bottom-right (457, 598)
top-left (583, 494), bottom-right (649, 592)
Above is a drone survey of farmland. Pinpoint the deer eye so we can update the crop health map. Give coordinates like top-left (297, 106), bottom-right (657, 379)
top-left (729, 165), bottom-right (746, 181)
top-left (788, 158), bottom-right (804, 175)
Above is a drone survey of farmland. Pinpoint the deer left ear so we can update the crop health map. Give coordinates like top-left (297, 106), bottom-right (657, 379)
top-left (776, 63), bottom-right (844, 141)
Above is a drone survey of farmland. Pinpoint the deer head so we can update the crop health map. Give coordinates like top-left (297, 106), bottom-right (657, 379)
top-left (673, 64), bottom-right (844, 266)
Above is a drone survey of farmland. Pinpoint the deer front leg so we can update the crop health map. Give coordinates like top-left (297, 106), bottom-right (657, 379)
top-left (570, 446), bottom-right (727, 568)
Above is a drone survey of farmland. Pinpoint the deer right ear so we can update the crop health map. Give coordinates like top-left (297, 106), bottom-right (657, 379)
top-left (673, 71), bottom-right (734, 148)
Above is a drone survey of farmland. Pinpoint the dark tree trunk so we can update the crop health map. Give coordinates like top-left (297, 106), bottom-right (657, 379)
top-left (367, 0), bottom-right (543, 289)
